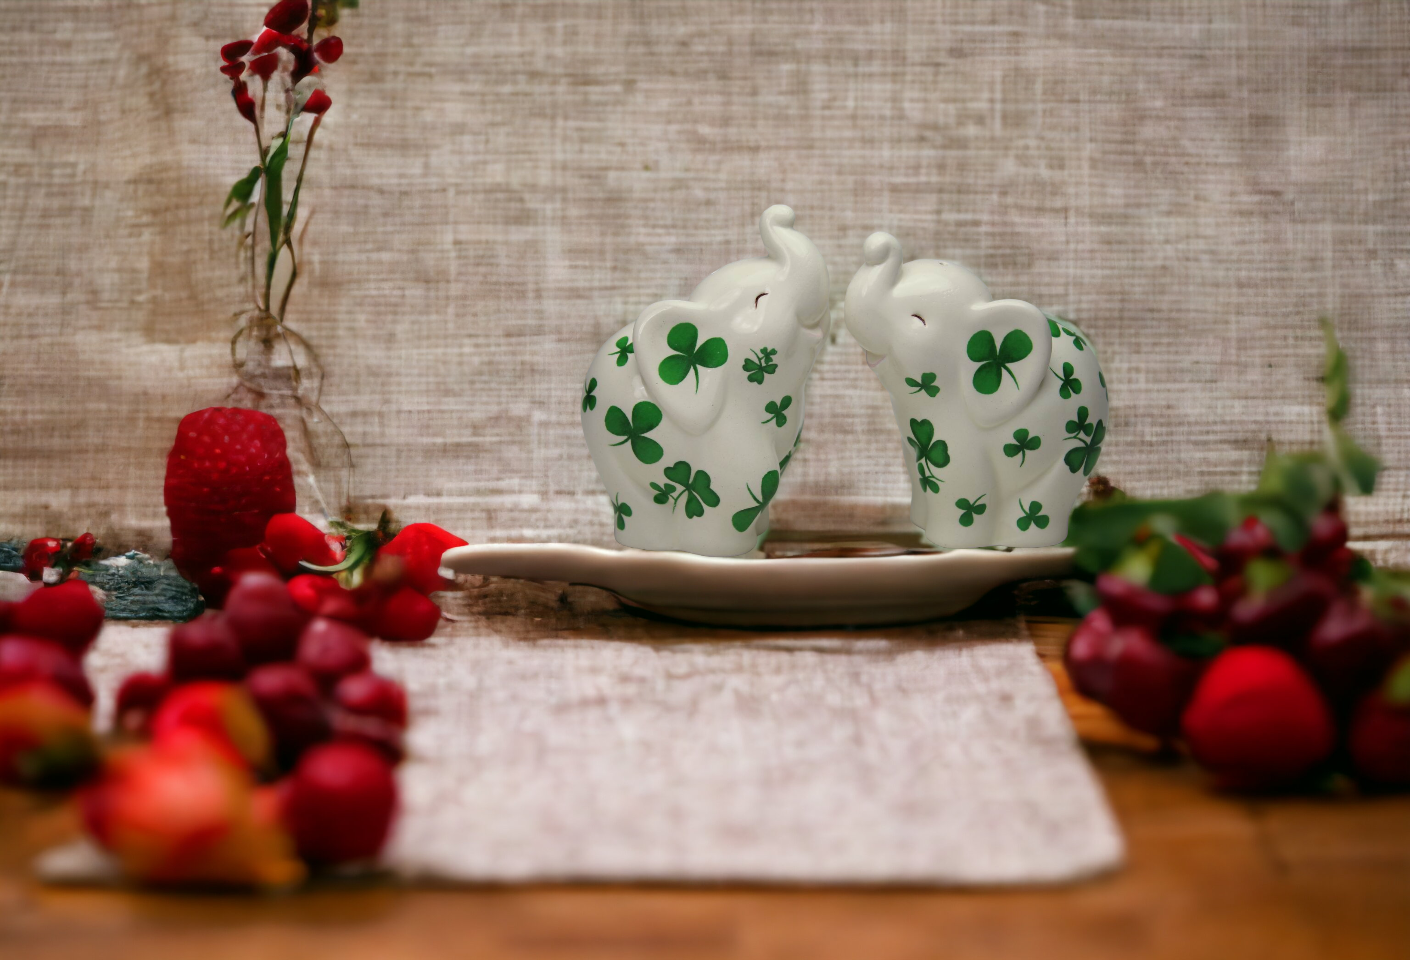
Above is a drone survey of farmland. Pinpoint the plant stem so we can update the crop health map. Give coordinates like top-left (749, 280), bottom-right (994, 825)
top-left (275, 114), bottom-right (322, 322)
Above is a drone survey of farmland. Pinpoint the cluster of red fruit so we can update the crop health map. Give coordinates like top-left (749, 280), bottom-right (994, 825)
top-left (1066, 504), bottom-right (1410, 790)
top-left (221, 0), bottom-right (341, 123)
top-left (89, 574), bottom-right (406, 887)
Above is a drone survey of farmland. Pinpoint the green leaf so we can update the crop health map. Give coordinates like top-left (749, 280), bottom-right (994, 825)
top-left (1147, 535), bottom-right (1214, 595)
top-left (1066, 492), bottom-right (1241, 574)
top-left (998, 330), bottom-right (1033, 364)
top-left (1384, 657), bottom-right (1410, 706)
top-left (1332, 424), bottom-right (1379, 496)
top-left (1321, 318), bottom-right (1350, 424)
top-left (263, 128), bottom-right (292, 267)
top-left (1162, 632), bottom-right (1226, 659)
top-left (1244, 556), bottom-right (1295, 594)
top-left (225, 165), bottom-right (261, 211)
top-left (222, 202), bottom-right (254, 229)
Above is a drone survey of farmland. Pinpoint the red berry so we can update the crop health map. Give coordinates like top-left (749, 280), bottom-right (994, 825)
top-left (22, 538), bottom-right (62, 581)
top-left (70, 533), bottom-right (96, 562)
top-left (151, 681), bottom-right (272, 771)
top-left (164, 408), bottom-right (295, 602)
top-left (286, 742), bottom-right (397, 864)
top-left (220, 60), bottom-right (246, 79)
top-left (10, 579), bottom-right (105, 657)
top-left (114, 671), bottom-right (171, 735)
top-left (224, 574), bottom-right (309, 665)
top-left (0, 601), bottom-right (13, 634)
top-left (302, 89), bottom-right (331, 115)
top-left (314, 36), bottom-right (342, 63)
top-left (245, 663), bottom-right (330, 769)
top-left (263, 514), bottom-right (341, 575)
top-left (287, 574), bottom-right (362, 621)
top-left (1172, 583), bottom-right (1223, 631)
top-left (1094, 572), bottom-right (1175, 629)
top-left (364, 586), bottom-right (441, 642)
top-left (334, 671), bottom-right (407, 728)
top-left (1219, 516), bottom-right (1278, 572)
top-left (168, 612), bottom-right (247, 682)
top-left (1182, 646), bottom-right (1335, 789)
top-left (1064, 607), bottom-right (1119, 703)
top-left (221, 39), bottom-right (254, 62)
top-left (0, 635), bottom-right (94, 707)
top-left (1300, 510), bottom-right (1349, 568)
top-left (264, 0), bottom-right (309, 34)
top-left (330, 710), bottom-right (404, 764)
top-left (1103, 625), bottom-right (1201, 738)
top-left (249, 51), bottom-right (280, 81)
top-left (1303, 597), bottom-right (1399, 705)
top-left (0, 681), bottom-right (97, 788)
top-left (233, 82), bottom-right (257, 124)
top-left (1226, 571), bottom-right (1337, 647)
top-left (1348, 687), bottom-right (1410, 787)
top-left (296, 618), bottom-right (371, 692)
top-left (378, 523), bottom-right (468, 595)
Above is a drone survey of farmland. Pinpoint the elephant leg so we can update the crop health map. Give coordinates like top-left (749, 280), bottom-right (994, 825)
top-left (992, 457), bottom-right (1084, 547)
top-left (920, 439), bottom-right (998, 549)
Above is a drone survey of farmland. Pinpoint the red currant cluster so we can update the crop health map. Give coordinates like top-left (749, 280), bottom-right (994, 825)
top-left (1066, 503), bottom-right (1410, 790)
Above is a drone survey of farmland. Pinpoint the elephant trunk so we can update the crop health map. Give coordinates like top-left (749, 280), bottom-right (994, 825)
top-left (843, 231), bottom-right (903, 357)
top-left (760, 205), bottom-right (830, 329)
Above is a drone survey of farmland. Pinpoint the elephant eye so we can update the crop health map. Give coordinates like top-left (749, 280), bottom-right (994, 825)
top-left (755, 292), bottom-right (768, 308)
top-left (912, 313), bottom-right (926, 326)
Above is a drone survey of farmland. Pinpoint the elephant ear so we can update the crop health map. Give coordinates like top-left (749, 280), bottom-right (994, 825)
top-left (959, 298), bottom-right (1052, 430)
top-left (633, 298), bottom-right (731, 437)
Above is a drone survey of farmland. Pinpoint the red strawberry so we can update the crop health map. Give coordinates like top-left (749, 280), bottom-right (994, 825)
top-left (151, 681), bottom-right (272, 772)
top-left (168, 612), bottom-right (247, 682)
top-left (0, 681), bottom-right (97, 787)
top-left (296, 618), bottom-right (371, 692)
top-left (364, 586), bottom-right (441, 643)
top-left (1348, 658), bottom-right (1410, 787)
top-left (334, 671), bottom-right (407, 728)
top-left (9, 579), bottom-right (105, 657)
top-left (164, 408), bottom-right (296, 603)
top-left (245, 663), bottom-right (330, 769)
top-left (224, 574), bottom-right (309, 665)
top-left (286, 742), bottom-right (397, 864)
top-left (378, 523), bottom-right (467, 595)
top-left (287, 574), bottom-right (363, 621)
top-left (263, 514), bottom-right (343, 575)
top-left (114, 671), bottom-right (171, 736)
top-left (0, 635), bottom-right (94, 707)
top-left (1182, 646), bottom-right (1335, 789)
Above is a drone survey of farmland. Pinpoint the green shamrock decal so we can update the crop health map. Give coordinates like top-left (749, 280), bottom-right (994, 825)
top-left (743, 346), bottom-right (778, 384)
top-left (779, 431), bottom-right (801, 475)
top-left (1016, 499), bottom-right (1050, 532)
top-left (1050, 362), bottom-right (1082, 399)
top-left (1047, 316), bottom-right (1062, 337)
top-left (762, 395), bottom-right (792, 427)
top-left (1063, 405), bottom-right (1106, 476)
top-left (1003, 428), bottom-right (1041, 466)
top-left (1100, 370), bottom-right (1108, 400)
top-left (604, 402), bottom-right (664, 464)
top-left (612, 336), bottom-right (634, 367)
top-left (955, 495), bottom-right (987, 527)
top-left (655, 461), bottom-right (720, 518)
top-left (658, 322), bottom-right (728, 391)
top-left (611, 494), bottom-right (632, 530)
top-left (731, 469), bottom-right (780, 532)
top-left (966, 328), bottom-right (1033, 394)
top-left (905, 372), bottom-right (940, 397)
top-left (1045, 313), bottom-right (1086, 351)
top-left (581, 377), bottom-right (597, 412)
top-left (906, 418), bottom-right (951, 494)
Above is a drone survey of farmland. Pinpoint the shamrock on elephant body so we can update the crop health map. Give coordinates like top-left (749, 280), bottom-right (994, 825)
top-left (652, 460), bottom-right (720, 518)
top-left (955, 495), bottom-right (987, 527)
top-left (905, 371), bottom-right (939, 397)
top-left (611, 494), bottom-right (632, 530)
top-left (731, 469), bottom-right (780, 532)
top-left (604, 402), bottom-right (664, 464)
top-left (1003, 428), bottom-right (1041, 467)
top-left (762, 395), bottom-right (792, 427)
top-left (1017, 499), bottom-right (1050, 531)
top-left (658, 322), bottom-right (728, 392)
top-left (907, 418), bottom-right (950, 494)
top-left (1063, 405), bottom-right (1105, 476)
top-left (743, 346), bottom-right (778, 384)
top-left (1050, 362), bottom-right (1082, 399)
top-left (582, 378), bottom-right (597, 412)
top-left (966, 328), bottom-right (1033, 394)
top-left (611, 336), bottom-right (634, 367)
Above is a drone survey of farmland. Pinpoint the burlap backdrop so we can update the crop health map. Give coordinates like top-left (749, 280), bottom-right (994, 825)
top-left (2, 1), bottom-right (1407, 557)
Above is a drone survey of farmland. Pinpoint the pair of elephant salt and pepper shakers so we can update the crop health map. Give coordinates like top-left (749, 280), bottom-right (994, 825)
top-left (582, 206), bottom-right (1108, 557)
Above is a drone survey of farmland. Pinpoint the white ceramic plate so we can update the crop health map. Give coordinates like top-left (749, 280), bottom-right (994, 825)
top-left (440, 542), bottom-right (1075, 627)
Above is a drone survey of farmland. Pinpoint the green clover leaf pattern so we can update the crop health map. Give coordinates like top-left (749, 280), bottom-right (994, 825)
top-left (659, 461), bottom-right (720, 518)
top-left (905, 371), bottom-right (940, 397)
top-left (743, 346), bottom-right (778, 384)
top-left (1017, 499), bottom-right (1050, 532)
top-left (1063, 326), bottom-right (1086, 351)
top-left (612, 336), bottom-right (634, 367)
top-left (779, 430), bottom-right (802, 475)
top-left (1003, 428), bottom-right (1042, 466)
top-left (1050, 361), bottom-right (1082, 399)
top-left (966, 328), bottom-right (1034, 394)
top-left (1099, 370), bottom-right (1108, 400)
top-left (611, 494), bottom-right (632, 531)
top-left (906, 418), bottom-right (951, 494)
top-left (604, 401), bottom-right (664, 464)
top-left (582, 377), bottom-right (597, 412)
top-left (1063, 405), bottom-right (1106, 476)
top-left (955, 495), bottom-right (987, 527)
top-left (658, 322), bottom-right (728, 392)
top-left (1045, 313), bottom-right (1086, 351)
top-left (762, 395), bottom-right (792, 427)
top-left (731, 469), bottom-right (780, 532)
top-left (1047, 316), bottom-right (1063, 337)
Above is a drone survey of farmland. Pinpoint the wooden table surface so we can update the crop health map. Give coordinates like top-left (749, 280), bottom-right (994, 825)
top-left (2, 619), bottom-right (1407, 960)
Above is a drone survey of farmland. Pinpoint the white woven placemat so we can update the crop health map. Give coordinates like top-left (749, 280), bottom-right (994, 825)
top-left (84, 621), bottom-right (1123, 886)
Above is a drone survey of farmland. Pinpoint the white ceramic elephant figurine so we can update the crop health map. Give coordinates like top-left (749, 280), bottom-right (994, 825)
top-left (845, 232), bottom-right (1108, 548)
top-left (582, 205), bottom-right (831, 556)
